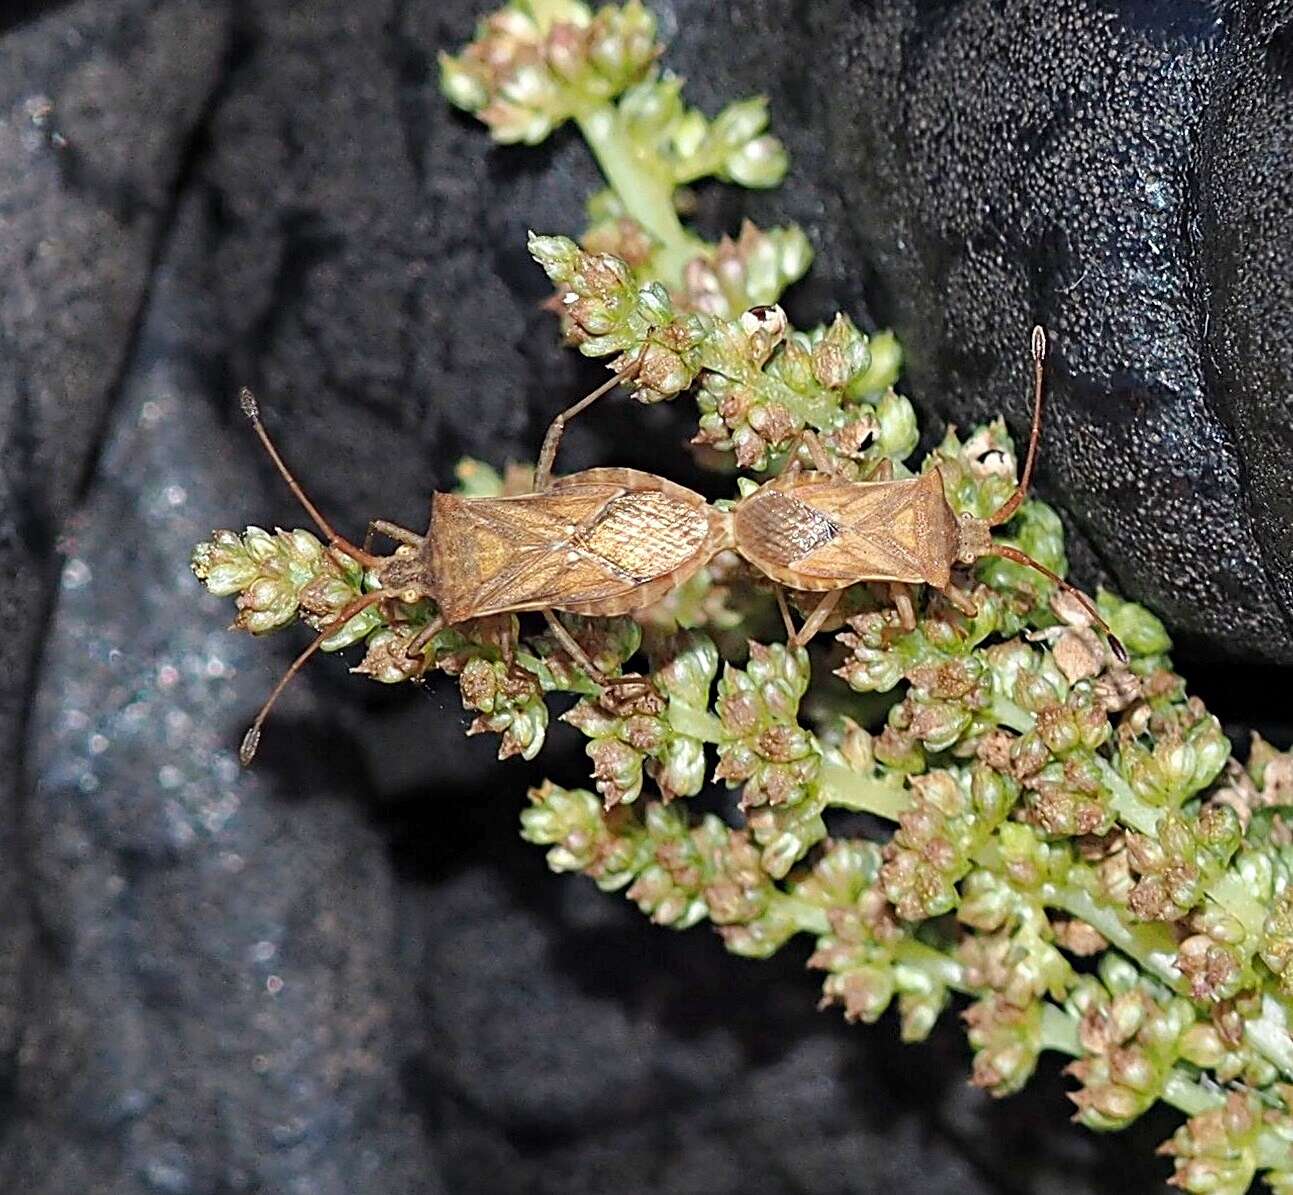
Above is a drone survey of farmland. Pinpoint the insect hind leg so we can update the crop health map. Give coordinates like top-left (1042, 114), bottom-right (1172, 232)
top-left (542, 611), bottom-right (657, 710)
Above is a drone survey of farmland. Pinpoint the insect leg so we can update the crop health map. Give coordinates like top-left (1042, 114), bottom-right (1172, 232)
top-left (790, 588), bottom-right (843, 648)
top-left (781, 427), bottom-right (837, 478)
top-left (542, 609), bottom-right (613, 683)
top-left (402, 614), bottom-right (447, 670)
top-left (239, 589), bottom-right (386, 765)
top-left (800, 429), bottom-right (837, 476)
top-left (775, 587), bottom-right (799, 640)
top-left (889, 582), bottom-right (917, 631)
top-left (940, 583), bottom-right (980, 619)
top-left (542, 611), bottom-right (656, 706)
top-left (534, 343), bottom-right (650, 491)
top-left (984, 545), bottom-right (1128, 662)
top-left (987, 325), bottom-right (1047, 528)
top-left (239, 388), bottom-right (380, 570)
top-left (364, 519), bottom-right (422, 553)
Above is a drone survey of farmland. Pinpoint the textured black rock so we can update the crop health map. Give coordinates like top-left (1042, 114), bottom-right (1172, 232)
top-left (1, 0), bottom-right (1288, 1192)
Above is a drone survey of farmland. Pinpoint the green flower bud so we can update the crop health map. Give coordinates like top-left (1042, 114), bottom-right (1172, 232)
top-left (723, 134), bottom-right (788, 188)
top-left (965, 996), bottom-right (1043, 1096)
top-left (709, 96), bottom-right (769, 148)
top-left (619, 75), bottom-right (684, 141)
top-left (714, 642), bottom-right (821, 809)
top-left (439, 52), bottom-right (490, 112)
top-left (192, 526), bottom-right (362, 636)
top-left (521, 782), bottom-right (649, 890)
top-left (850, 330), bottom-right (903, 398)
top-left (1097, 591), bottom-right (1173, 658)
top-left (1158, 1092), bottom-right (1263, 1195)
top-left (872, 387), bottom-right (917, 459)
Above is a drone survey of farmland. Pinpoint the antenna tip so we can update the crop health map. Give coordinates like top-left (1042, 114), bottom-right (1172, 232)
top-left (1031, 325), bottom-right (1047, 362)
top-left (239, 388), bottom-right (260, 422)
top-left (1109, 634), bottom-right (1129, 665)
top-left (239, 725), bottom-right (261, 766)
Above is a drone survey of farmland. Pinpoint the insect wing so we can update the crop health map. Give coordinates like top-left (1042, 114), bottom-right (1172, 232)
top-left (431, 475), bottom-right (715, 621)
top-left (735, 476), bottom-right (939, 586)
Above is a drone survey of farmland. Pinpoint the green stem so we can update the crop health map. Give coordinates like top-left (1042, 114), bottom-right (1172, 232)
top-left (773, 892), bottom-right (830, 937)
top-left (1092, 755), bottom-right (1161, 835)
top-left (893, 938), bottom-right (965, 991)
top-left (1161, 1068), bottom-right (1225, 1117)
top-left (1039, 1001), bottom-right (1081, 1056)
top-left (819, 761), bottom-right (910, 820)
top-left (1257, 1126), bottom-right (1293, 1170)
top-left (1047, 881), bottom-right (1182, 988)
top-left (1246, 994), bottom-right (1293, 1081)
top-left (667, 701), bottom-right (723, 743)
top-left (989, 695), bottom-right (1034, 735)
top-left (576, 105), bottom-right (701, 287)
top-left (1205, 869), bottom-right (1270, 942)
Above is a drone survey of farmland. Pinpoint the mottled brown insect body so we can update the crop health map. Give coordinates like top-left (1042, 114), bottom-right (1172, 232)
top-left (732, 469), bottom-right (961, 592)
top-left (429, 467), bottom-right (731, 623)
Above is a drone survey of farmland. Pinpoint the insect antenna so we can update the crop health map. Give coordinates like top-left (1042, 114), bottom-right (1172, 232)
top-left (239, 589), bottom-right (386, 765)
top-left (987, 325), bottom-right (1048, 528)
top-left (240, 388), bottom-right (379, 569)
top-left (985, 543), bottom-right (1128, 663)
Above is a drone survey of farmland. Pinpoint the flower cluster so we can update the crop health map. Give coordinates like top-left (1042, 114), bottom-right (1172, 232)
top-left (191, 5), bottom-right (1293, 1189)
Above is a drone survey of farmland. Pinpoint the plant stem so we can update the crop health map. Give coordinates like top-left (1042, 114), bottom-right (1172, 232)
top-left (1092, 755), bottom-right (1161, 835)
top-left (667, 701), bottom-right (723, 743)
top-left (1040, 1001), bottom-right (1081, 1056)
top-left (576, 105), bottom-right (702, 287)
top-left (819, 760), bottom-right (909, 819)
top-left (1161, 1068), bottom-right (1225, 1117)
top-left (893, 938), bottom-right (965, 990)
top-left (1206, 869), bottom-right (1270, 941)
top-left (989, 694), bottom-right (1034, 735)
top-left (1246, 994), bottom-right (1293, 1081)
top-left (1047, 880), bottom-right (1182, 988)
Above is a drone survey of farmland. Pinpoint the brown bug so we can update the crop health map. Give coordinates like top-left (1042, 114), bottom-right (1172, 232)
top-left (234, 352), bottom-right (731, 764)
top-left (231, 324), bottom-right (1120, 762)
top-left (730, 325), bottom-right (1127, 657)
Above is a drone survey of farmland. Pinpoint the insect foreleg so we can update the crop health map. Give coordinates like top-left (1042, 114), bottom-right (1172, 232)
top-left (402, 614), bottom-right (447, 671)
top-left (535, 343), bottom-right (650, 491)
top-left (939, 582), bottom-right (980, 619)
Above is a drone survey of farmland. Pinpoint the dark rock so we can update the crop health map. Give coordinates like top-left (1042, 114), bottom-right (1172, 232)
top-left (816, 0), bottom-right (1293, 663)
top-left (2, 0), bottom-right (1290, 1193)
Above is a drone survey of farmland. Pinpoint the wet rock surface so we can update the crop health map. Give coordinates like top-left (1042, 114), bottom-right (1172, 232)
top-left (1, 1), bottom-right (1288, 1192)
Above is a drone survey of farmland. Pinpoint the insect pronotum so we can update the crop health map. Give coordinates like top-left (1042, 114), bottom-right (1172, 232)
top-left (229, 325), bottom-right (1122, 763)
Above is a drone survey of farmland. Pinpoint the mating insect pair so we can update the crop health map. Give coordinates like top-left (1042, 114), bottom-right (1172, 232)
top-left (233, 325), bottom-right (1123, 763)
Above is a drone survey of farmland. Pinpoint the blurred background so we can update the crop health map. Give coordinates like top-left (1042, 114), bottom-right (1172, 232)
top-left (2, 0), bottom-right (1290, 1191)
